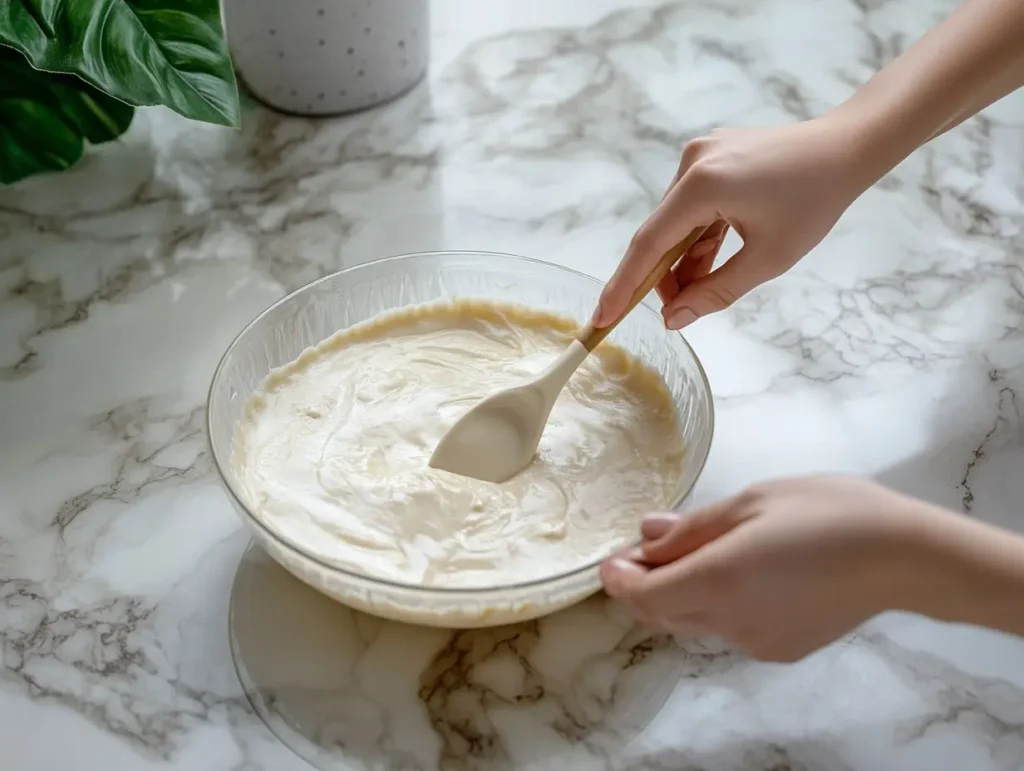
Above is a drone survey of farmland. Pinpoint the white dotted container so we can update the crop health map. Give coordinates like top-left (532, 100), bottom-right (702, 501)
top-left (224, 0), bottom-right (429, 116)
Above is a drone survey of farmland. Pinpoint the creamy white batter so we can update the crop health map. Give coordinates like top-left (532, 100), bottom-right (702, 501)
top-left (233, 300), bottom-right (685, 589)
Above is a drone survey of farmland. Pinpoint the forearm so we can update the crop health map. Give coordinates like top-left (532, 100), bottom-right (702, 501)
top-left (828, 0), bottom-right (1024, 191)
top-left (907, 510), bottom-right (1024, 637)
top-left (923, 57), bottom-right (1024, 143)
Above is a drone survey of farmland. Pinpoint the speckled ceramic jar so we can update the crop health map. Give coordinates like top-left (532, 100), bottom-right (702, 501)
top-left (224, 0), bottom-right (429, 116)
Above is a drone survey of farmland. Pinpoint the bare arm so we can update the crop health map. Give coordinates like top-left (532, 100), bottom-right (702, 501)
top-left (839, 0), bottom-right (1024, 633)
top-left (594, 0), bottom-right (1024, 333)
top-left (832, 0), bottom-right (1024, 190)
top-left (909, 512), bottom-right (1024, 638)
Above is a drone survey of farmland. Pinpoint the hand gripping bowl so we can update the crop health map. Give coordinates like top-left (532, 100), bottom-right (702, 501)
top-left (207, 251), bottom-right (714, 628)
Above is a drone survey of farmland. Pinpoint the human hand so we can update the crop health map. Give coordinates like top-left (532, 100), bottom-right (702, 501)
top-left (594, 117), bottom-right (870, 331)
top-left (601, 476), bottom-right (949, 662)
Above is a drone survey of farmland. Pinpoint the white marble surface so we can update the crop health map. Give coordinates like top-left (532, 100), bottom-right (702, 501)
top-left (2, 0), bottom-right (1024, 768)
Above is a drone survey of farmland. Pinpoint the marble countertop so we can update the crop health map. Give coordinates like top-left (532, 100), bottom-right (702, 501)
top-left (3, 0), bottom-right (1024, 768)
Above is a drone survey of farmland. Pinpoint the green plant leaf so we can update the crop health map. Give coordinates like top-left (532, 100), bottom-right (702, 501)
top-left (0, 47), bottom-right (135, 184)
top-left (0, 0), bottom-right (239, 127)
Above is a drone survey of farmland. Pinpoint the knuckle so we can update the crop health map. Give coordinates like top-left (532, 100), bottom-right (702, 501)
top-left (628, 225), bottom-right (660, 256)
top-left (684, 158), bottom-right (716, 189)
top-left (702, 282), bottom-right (740, 311)
top-left (736, 482), bottom-right (773, 509)
top-left (680, 136), bottom-right (710, 164)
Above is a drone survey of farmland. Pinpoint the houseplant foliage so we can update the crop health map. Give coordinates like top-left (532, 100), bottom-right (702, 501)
top-left (0, 0), bottom-right (240, 184)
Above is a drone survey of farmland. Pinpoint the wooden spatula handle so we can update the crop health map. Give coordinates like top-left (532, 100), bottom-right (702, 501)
top-left (577, 225), bottom-right (710, 352)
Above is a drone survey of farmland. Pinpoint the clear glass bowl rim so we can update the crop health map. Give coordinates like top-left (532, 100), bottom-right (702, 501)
top-left (206, 250), bottom-right (716, 595)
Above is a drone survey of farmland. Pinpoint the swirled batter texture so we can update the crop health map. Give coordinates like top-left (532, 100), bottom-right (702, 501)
top-left (233, 301), bottom-right (685, 589)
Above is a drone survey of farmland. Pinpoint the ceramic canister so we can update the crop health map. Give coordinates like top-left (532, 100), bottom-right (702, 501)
top-left (224, 0), bottom-right (429, 116)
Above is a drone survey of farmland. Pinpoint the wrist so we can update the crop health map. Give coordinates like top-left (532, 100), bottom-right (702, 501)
top-left (892, 506), bottom-right (1024, 633)
top-left (816, 99), bottom-right (923, 197)
top-left (817, 0), bottom-right (1024, 198)
top-left (854, 497), bottom-right (952, 616)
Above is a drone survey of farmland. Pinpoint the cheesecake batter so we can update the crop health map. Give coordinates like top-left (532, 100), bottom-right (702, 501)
top-left (233, 300), bottom-right (685, 589)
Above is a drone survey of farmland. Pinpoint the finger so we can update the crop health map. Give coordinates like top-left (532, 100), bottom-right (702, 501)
top-left (600, 556), bottom-right (650, 599)
top-left (594, 169), bottom-right (718, 327)
top-left (640, 513), bottom-right (680, 542)
top-left (609, 533), bottom-right (745, 621)
top-left (673, 221), bottom-right (729, 286)
top-left (696, 220), bottom-right (730, 255)
top-left (663, 245), bottom-right (769, 330)
top-left (602, 555), bottom-right (710, 629)
top-left (658, 165), bottom-right (684, 203)
top-left (657, 138), bottom-right (704, 203)
top-left (641, 495), bottom-right (749, 564)
top-left (617, 548), bottom-right (719, 618)
top-left (656, 220), bottom-right (729, 309)
top-left (667, 242), bottom-right (717, 305)
top-left (673, 225), bottom-right (726, 282)
top-left (655, 270), bottom-right (680, 305)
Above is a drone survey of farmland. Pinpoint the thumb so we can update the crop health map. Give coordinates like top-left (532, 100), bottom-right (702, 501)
top-left (662, 245), bottom-right (765, 330)
top-left (641, 498), bottom-right (747, 564)
top-left (640, 512), bottom-right (680, 542)
top-left (600, 556), bottom-right (649, 598)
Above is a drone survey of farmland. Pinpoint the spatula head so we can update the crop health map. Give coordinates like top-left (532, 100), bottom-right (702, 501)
top-left (429, 339), bottom-right (590, 484)
top-left (428, 384), bottom-right (550, 483)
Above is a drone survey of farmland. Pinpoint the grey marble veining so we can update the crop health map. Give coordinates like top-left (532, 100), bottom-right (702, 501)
top-left (2, 0), bottom-right (1024, 768)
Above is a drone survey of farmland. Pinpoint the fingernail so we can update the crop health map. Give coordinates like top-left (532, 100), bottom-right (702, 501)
top-left (667, 308), bottom-right (698, 330)
top-left (591, 302), bottom-right (605, 327)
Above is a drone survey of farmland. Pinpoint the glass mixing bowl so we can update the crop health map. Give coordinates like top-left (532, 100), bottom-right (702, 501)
top-left (208, 251), bottom-right (714, 628)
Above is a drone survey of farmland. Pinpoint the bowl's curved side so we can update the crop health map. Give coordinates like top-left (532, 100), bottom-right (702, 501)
top-left (207, 250), bottom-right (715, 623)
top-left (228, 494), bottom-right (603, 628)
